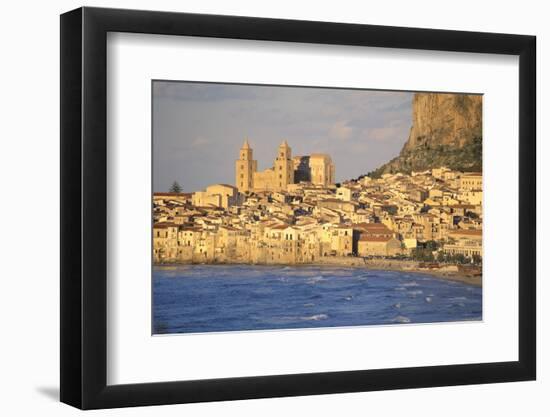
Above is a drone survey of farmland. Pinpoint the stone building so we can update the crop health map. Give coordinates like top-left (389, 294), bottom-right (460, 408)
top-left (459, 172), bottom-right (483, 191)
top-left (293, 154), bottom-right (335, 187)
top-left (443, 229), bottom-right (482, 258)
top-left (357, 235), bottom-right (402, 257)
top-left (336, 186), bottom-right (352, 201)
top-left (153, 223), bottom-right (179, 262)
top-left (154, 153), bottom-right (482, 266)
top-left (234, 139), bottom-right (257, 192)
top-left (235, 140), bottom-right (294, 193)
top-left (192, 184), bottom-right (241, 209)
top-left (235, 139), bottom-right (335, 193)
top-left (153, 192), bottom-right (192, 205)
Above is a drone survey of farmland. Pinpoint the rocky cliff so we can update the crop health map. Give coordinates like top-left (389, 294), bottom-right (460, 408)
top-left (370, 93), bottom-right (482, 177)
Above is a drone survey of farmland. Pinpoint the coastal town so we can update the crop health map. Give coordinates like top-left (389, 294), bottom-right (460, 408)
top-left (153, 140), bottom-right (483, 277)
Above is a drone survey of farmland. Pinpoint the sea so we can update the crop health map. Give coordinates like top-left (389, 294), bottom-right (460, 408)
top-left (153, 265), bottom-right (482, 334)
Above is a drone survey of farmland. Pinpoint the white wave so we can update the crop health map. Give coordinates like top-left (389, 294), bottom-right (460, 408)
top-left (306, 276), bottom-right (326, 284)
top-left (450, 296), bottom-right (468, 301)
top-left (394, 286), bottom-right (406, 291)
top-left (301, 314), bottom-right (329, 321)
top-left (392, 315), bottom-right (411, 324)
top-left (328, 270), bottom-right (355, 277)
top-left (403, 281), bottom-right (419, 287)
top-left (343, 296), bottom-right (353, 301)
top-left (394, 303), bottom-right (401, 309)
top-left (425, 296), bottom-right (433, 303)
top-left (303, 303), bottom-right (315, 307)
top-left (281, 269), bottom-right (319, 277)
top-left (408, 290), bottom-right (423, 296)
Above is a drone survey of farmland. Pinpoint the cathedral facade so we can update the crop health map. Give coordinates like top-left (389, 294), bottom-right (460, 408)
top-left (235, 139), bottom-right (335, 193)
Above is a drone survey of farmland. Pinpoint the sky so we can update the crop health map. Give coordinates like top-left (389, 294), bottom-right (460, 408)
top-left (153, 81), bottom-right (414, 192)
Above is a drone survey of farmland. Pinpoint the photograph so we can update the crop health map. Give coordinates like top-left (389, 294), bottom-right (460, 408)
top-left (152, 81), bottom-right (483, 334)
top-left (51, 2), bottom-right (540, 412)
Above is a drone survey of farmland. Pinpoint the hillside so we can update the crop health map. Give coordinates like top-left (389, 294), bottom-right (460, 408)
top-left (369, 93), bottom-right (482, 177)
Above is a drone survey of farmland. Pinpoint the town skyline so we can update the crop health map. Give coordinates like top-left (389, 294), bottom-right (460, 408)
top-left (152, 89), bottom-right (484, 335)
top-left (152, 90), bottom-right (483, 272)
top-left (153, 81), bottom-right (414, 192)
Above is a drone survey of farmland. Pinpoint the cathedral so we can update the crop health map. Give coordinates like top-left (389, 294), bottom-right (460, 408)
top-left (235, 139), bottom-right (335, 193)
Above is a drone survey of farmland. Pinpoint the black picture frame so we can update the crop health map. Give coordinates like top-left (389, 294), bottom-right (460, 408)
top-left (60, 6), bottom-right (536, 410)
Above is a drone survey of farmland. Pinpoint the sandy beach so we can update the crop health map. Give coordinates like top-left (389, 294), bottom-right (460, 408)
top-left (154, 257), bottom-right (482, 287)
top-left (313, 257), bottom-right (482, 287)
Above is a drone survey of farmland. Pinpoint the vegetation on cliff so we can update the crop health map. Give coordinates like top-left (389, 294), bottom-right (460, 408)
top-left (368, 93), bottom-right (482, 178)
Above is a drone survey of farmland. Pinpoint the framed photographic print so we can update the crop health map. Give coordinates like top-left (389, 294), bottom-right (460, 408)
top-left (60, 6), bottom-right (536, 409)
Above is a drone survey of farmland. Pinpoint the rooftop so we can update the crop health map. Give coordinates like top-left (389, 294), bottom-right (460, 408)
top-left (449, 229), bottom-right (482, 236)
top-left (359, 235), bottom-right (393, 242)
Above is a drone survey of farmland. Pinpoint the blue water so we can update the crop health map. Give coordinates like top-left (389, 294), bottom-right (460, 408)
top-left (153, 265), bottom-right (482, 334)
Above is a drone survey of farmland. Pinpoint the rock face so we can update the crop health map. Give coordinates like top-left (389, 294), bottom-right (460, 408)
top-left (371, 93), bottom-right (482, 177)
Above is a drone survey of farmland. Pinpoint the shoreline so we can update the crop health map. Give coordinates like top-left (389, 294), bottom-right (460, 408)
top-left (154, 258), bottom-right (482, 287)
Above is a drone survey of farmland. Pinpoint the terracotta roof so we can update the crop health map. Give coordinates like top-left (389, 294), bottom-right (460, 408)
top-left (449, 229), bottom-right (482, 236)
top-left (270, 224), bottom-right (289, 230)
top-left (354, 223), bottom-right (391, 231)
top-left (153, 192), bottom-right (189, 197)
top-left (359, 235), bottom-right (393, 242)
top-left (220, 226), bottom-right (239, 231)
top-left (319, 198), bottom-right (351, 203)
top-left (153, 223), bottom-right (178, 229)
top-left (194, 206), bottom-right (224, 211)
top-left (449, 204), bottom-right (476, 209)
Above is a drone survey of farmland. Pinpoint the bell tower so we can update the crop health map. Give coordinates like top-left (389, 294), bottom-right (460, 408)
top-left (275, 140), bottom-right (294, 191)
top-left (235, 139), bottom-right (257, 192)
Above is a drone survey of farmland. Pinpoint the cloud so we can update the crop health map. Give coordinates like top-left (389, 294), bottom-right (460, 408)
top-left (329, 120), bottom-right (353, 141)
top-left (153, 81), bottom-right (273, 102)
top-left (367, 127), bottom-right (407, 142)
top-left (153, 81), bottom-right (414, 191)
top-left (190, 136), bottom-right (210, 148)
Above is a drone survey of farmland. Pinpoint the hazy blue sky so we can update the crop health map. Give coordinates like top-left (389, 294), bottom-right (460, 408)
top-left (153, 81), bottom-right (413, 192)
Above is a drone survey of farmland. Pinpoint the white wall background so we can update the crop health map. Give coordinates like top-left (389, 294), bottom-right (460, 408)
top-left (0, 0), bottom-right (545, 415)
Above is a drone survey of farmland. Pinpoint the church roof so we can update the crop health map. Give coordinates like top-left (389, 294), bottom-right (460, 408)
top-left (242, 139), bottom-right (251, 149)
